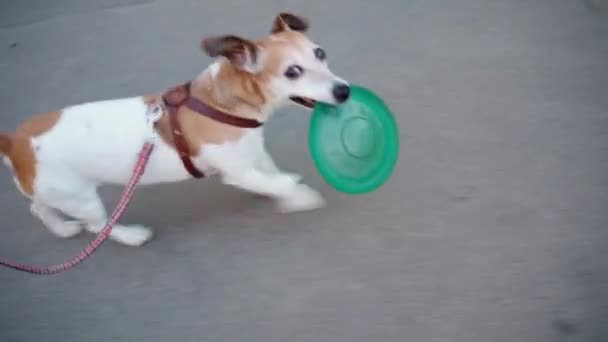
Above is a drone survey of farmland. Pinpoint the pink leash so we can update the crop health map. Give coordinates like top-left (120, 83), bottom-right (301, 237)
top-left (0, 141), bottom-right (155, 275)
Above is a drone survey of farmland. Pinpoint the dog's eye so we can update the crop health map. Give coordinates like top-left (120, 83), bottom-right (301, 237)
top-left (314, 47), bottom-right (326, 61)
top-left (284, 65), bottom-right (304, 79)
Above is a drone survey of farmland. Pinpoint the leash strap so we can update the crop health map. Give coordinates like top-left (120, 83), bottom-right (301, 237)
top-left (0, 142), bottom-right (155, 275)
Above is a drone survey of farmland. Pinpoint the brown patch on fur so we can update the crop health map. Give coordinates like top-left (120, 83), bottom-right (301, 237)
top-left (0, 135), bottom-right (10, 155)
top-left (3, 111), bottom-right (61, 195)
top-left (14, 111), bottom-right (61, 137)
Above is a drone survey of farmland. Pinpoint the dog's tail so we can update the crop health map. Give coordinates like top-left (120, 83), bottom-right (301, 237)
top-left (0, 134), bottom-right (12, 156)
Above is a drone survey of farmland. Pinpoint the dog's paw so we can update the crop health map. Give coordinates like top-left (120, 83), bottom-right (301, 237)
top-left (272, 173), bottom-right (301, 193)
top-left (111, 225), bottom-right (154, 247)
top-left (277, 184), bottom-right (326, 213)
top-left (30, 203), bottom-right (83, 238)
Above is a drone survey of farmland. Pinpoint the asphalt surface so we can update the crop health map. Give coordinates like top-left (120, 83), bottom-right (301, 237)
top-left (1, 1), bottom-right (607, 341)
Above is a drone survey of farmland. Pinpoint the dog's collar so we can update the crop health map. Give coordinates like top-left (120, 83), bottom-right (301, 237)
top-left (160, 81), bottom-right (263, 179)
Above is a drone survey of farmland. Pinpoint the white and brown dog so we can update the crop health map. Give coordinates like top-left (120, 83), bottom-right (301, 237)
top-left (0, 13), bottom-right (350, 246)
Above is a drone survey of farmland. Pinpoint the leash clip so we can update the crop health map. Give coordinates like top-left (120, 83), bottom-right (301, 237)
top-left (144, 101), bottom-right (165, 143)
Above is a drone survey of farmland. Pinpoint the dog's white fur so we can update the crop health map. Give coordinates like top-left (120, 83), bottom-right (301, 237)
top-left (26, 96), bottom-right (327, 246)
top-left (1, 13), bottom-right (348, 246)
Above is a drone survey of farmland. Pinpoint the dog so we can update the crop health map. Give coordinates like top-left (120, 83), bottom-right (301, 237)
top-left (0, 12), bottom-right (350, 247)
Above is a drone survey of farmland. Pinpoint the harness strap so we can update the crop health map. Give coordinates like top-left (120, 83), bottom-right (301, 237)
top-left (161, 82), bottom-right (263, 179)
top-left (167, 104), bottom-right (206, 178)
top-left (184, 97), bottom-right (263, 129)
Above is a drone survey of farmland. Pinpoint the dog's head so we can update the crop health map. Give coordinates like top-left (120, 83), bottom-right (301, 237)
top-left (201, 12), bottom-right (350, 112)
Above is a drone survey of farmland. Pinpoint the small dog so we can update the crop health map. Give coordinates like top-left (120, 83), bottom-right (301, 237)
top-left (0, 12), bottom-right (350, 246)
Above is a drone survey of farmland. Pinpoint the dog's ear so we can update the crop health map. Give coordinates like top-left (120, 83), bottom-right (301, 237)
top-left (271, 12), bottom-right (309, 34)
top-left (201, 35), bottom-right (261, 73)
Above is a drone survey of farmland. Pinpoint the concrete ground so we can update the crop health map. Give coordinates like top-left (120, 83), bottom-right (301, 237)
top-left (1, 1), bottom-right (607, 341)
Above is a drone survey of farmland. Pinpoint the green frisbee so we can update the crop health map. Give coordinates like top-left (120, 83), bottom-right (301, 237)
top-left (309, 85), bottom-right (399, 194)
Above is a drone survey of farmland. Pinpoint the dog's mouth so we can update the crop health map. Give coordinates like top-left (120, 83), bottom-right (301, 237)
top-left (289, 96), bottom-right (316, 109)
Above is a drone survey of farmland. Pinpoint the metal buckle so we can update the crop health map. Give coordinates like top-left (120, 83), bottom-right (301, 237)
top-left (146, 101), bottom-right (165, 124)
top-left (144, 100), bottom-right (165, 142)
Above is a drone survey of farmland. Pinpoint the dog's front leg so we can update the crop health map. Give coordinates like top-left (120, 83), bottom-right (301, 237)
top-left (206, 133), bottom-right (325, 213)
top-left (222, 167), bottom-right (325, 213)
top-left (254, 138), bottom-right (327, 212)
top-left (255, 142), bottom-right (281, 175)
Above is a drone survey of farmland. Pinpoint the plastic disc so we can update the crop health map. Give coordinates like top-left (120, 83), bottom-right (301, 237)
top-left (309, 85), bottom-right (399, 194)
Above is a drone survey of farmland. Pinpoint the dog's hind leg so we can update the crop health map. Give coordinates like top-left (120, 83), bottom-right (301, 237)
top-left (34, 174), bottom-right (153, 246)
top-left (0, 139), bottom-right (82, 238)
top-left (30, 201), bottom-right (83, 238)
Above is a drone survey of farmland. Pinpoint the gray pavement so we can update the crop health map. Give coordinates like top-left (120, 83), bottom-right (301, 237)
top-left (1, 1), bottom-right (608, 341)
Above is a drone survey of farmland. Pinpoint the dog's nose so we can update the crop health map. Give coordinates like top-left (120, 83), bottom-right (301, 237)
top-left (332, 83), bottom-right (351, 103)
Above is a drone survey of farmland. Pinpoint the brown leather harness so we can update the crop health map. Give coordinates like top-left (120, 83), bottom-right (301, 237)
top-left (159, 82), bottom-right (263, 178)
